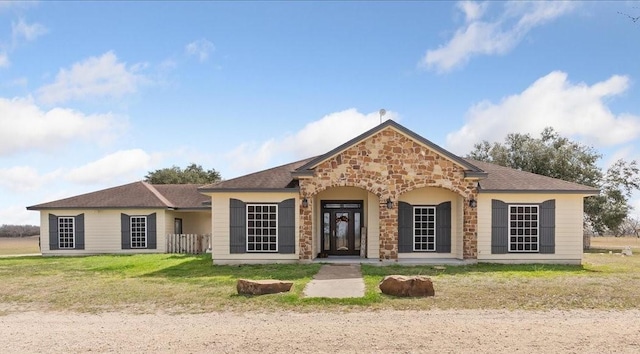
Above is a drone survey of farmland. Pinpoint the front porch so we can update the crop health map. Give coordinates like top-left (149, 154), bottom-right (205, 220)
top-left (298, 185), bottom-right (477, 263)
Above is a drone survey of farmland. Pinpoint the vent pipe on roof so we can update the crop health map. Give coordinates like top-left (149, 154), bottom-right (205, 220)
top-left (379, 108), bottom-right (386, 124)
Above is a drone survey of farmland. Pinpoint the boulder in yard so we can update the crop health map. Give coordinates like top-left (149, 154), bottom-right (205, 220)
top-left (236, 279), bottom-right (293, 296)
top-left (379, 275), bottom-right (434, 297)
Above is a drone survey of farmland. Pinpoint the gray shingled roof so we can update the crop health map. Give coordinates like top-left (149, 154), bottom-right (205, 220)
top-left (199, 157), bottom-right (598, 194)
top-left (466, 159), bottom-right (599, 194)
top-left (200, 120), bottom-right (598, 195)
top-left (199, 158), bottom-right (315, 191)
top-left (152, 184), bottom-right (211, 208)
top-left (27, 182), bottom-right (209, 210)
top-left (27, 120), bottom-right (599, 211)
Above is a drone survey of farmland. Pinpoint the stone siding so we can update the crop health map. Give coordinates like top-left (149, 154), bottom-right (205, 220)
top-left (298, 127), bottom-right (478, 260)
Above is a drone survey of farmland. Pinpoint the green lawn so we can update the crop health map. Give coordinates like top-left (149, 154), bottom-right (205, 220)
top-left (1, 252), bottom-right (639, 314)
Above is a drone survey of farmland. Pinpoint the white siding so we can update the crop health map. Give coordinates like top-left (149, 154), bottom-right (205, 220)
top-left (398, 187), bottom-right (462, 259)
top-left (40, 209), bottom-right (166, 255)
top-left (206, 192), bottom-right (299, 264)
top-left (165, 211), bottom-right (211, 235)
top-left (367, 191), bottom-right (380, 259)
top-left (477, 193), bottom-right (585, 264)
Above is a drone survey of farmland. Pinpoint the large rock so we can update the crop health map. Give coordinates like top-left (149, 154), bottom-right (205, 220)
top-left (379, 275), bottom-right (435, 297)
top-left (237, 279), bottom-right (293, 295)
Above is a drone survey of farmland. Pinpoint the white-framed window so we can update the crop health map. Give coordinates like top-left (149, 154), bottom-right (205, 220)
top-left (246, 204), bottom-right (278, 252)
top-left (130, 216), bottom-right (147, 249)
top-left (509, 205), bottom-right (539, 252)
top-left (58, 217), bottom-right (75, 249)
top-left (413, 206), bottom-right (436, 251)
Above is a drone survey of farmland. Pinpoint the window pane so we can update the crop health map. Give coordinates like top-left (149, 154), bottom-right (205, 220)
top-left (413, 207), bottom-right (436, 251)
top-left (58, 217), bottom-right (75, 249)
top-left (247, 204), bottom-right (278, 252)
top-left (130, 216), bottom-right (147, 248)
top-left (508, 205), bottom-right (539, 253)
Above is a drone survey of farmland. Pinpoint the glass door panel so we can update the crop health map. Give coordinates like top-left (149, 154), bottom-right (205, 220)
top-left (354, 212), bottom-right (361, 251)
top-left (323, 212), bottom-right (330, 251)
top-left (335, 212), bottom-right (349, 251)
top-left (174, 218), bottom-right (183, 234)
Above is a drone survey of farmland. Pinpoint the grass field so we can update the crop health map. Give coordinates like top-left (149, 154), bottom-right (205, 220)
top-left (1, 236), bottom-right (639, 314)
top-left (0, 236), bottom-right (40, 256)
top-left (590, 236), bottom-right (640, 252)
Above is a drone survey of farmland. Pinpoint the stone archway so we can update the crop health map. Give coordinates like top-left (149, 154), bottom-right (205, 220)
top-left (297, 127), bottom-right (479, 261)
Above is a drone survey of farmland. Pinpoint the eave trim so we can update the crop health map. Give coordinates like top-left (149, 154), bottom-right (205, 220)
top-left (199, 188), bottom-right (300, 193)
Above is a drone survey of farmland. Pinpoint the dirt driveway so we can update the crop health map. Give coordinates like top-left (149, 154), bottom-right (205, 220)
top-left (2, 309), bottom-right (640, 353)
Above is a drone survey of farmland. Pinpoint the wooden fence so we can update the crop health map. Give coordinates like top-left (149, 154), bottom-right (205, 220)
top-left (166, 234), bottom-right (211, 254)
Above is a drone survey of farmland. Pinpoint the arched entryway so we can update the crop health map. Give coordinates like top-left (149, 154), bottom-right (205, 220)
top-left (312, 186), bottom-right (379, 259)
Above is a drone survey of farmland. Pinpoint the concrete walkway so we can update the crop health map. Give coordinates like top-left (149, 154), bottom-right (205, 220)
top-left (303, 264), bottom-right (365, 298)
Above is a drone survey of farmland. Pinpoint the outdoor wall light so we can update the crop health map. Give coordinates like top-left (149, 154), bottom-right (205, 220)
top-left (386, 198), bottom-right (393, 209)
top-left (468, 198), bottom-right (477, 208)
top-left (302, 197), bottom-right (309, 208)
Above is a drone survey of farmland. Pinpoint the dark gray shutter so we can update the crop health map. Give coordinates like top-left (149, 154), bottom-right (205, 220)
top-left (539, 200), bottom-right (555, 254)
top-left (147, 213), bottom-right (157, 249)
top-left (75, 214), bottom-right (85, 250)
top-left (278, 198), bottom-right (295, 254)
top-left (121, 213), bottom-right (131, 249)
top-left (436, 202), bottom-right (451, 253)
top-left (491, 199), bottom-right (508, 254)
top-left (49, 214), bottom-right (59, 250)
top-left (398, 201), bottom-right (413, 253)
top-left (229, 199), bottom-right (246, 254)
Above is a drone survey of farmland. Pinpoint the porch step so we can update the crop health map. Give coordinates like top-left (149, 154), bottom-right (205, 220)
top-left (303, 264), bottom-right (365, 298)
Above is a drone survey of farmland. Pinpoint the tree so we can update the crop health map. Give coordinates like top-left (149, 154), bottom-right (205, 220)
top-left (144, 163), bottom-right (222, 184)
top-left (586, 160), bottom-right (640, 235)
top-left (0, 224), bottom-right (40, 237)
top-left (618, 217), bottom-right (640, 237)
top-left (467, 128), bottom-right (640, 235)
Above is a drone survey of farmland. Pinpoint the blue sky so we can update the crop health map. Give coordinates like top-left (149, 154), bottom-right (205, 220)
top-left (1, 1), bottom-right (639, 225)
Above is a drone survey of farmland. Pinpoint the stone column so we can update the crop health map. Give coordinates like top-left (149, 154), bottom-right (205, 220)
top-left (379, 197), bottom-right (398, 260)
top-left (298, 187), bottom-right (314, 260)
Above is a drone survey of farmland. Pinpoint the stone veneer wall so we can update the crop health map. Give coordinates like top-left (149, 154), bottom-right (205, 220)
top-left (298, 127), bottom-right (479, 260)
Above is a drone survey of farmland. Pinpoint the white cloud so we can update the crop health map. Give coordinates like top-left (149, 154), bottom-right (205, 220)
top-left (0, 96), bottom-right (122, 156)
top-left (226, 140), bottom-right (279, 175)
top-left (226, 109), bottom-right (398, 174)
top-left (36, 51), bottom-right (147, 104)
top-left (604, 146), bottom-right (636, 169)
top-left (0, 205), bottom-right (39, 226)
top-left (0, 52), bottom-right (9, 68)
top-left (422, 1), bottom-right (577, 72)
top-left (0, 166), bottom-right (61, 192)
top-left (5, 77), bottom-right (28, 87)
top-left (458, 1), bottom-right (488, 22)
top-left (66, 149), bottom-right (153, 184)
top-left (185, 39), bottom-right (215, 62)
top-left (446, 71), bottom-right (640, 154)
top-left (12, 18), bottom-right (47, 42)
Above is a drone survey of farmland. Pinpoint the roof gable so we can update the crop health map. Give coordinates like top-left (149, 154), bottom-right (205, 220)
top-left (293, 120), bottom-right (486, 178)
top-left (27, 182), bottom-right (209, 210)
top-left (150, 184), bottom-right (210, 208)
